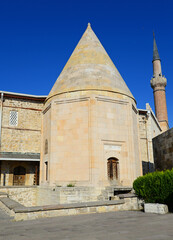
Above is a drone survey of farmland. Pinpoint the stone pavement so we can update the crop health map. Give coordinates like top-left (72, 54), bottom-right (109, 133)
top-left (0, 208), bottom-right (13, 223)
top-left (0, 209), bottom-right (172, 240)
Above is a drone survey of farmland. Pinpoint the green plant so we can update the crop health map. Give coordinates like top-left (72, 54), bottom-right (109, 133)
top-left (67, 183), bottom-right (75, 187)
top-left (133, 169), bottom-right (173, 211)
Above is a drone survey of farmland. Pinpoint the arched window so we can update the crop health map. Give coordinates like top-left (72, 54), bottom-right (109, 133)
top-left (107, 158), bottom-right (119, 181)
top-left (45, 139), bottom-right (48, 154)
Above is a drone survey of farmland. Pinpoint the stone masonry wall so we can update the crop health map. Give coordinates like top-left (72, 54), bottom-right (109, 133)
top-left (0, 187), bottom-right (57, 207)
top-left (138, 113), bottom-right (151, 175)
top-left (0, 187), bottom-right (37, 207)
top-left (0, 186), bottom-right (101, 207)
top-left (0, 195), bottom-right (140, 221)
top-left (1, 97), bottom-right (44, 153)
top-left (153, 127), bottom-right (173, 170)
top-left (138, 105), bottom-right (161, 175)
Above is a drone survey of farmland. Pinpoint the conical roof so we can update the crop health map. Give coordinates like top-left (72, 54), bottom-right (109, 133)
top-left (47, 23), bottom-right (134, 101)
top-left (153, 33), bottom-right (160, 62)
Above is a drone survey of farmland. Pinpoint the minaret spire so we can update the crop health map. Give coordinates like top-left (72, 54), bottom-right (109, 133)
top-left (150, 33), bottom-right (169, 132)
top-left (153, 32), bottom-right (160, 62)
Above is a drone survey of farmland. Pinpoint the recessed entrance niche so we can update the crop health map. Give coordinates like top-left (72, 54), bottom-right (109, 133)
top-left (13, 166), bottom-right (26, 186)
top-left (107, 157), bottom-right (119, 181)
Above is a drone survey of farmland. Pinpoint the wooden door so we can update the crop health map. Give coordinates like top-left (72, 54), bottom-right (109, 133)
top-left (13, 166), bottom-right (26, 186)
top-left (107, 158), bottom-right (119, 180)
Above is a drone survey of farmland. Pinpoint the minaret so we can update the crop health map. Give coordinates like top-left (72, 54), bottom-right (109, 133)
top-left (150, 33), bottom-right (169, 132)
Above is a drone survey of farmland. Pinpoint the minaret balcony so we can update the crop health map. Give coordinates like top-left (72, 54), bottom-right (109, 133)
top-left (150, 76), bottom-right (167, 89)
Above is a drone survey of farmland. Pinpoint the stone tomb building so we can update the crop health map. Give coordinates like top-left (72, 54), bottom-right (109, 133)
top-left (40, 24), bottom-right (161, 187)
top-left (0, 24), bottom-right (164, 188)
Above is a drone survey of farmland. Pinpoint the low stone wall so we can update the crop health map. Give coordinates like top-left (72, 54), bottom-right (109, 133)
top-left (54, 186), bottom-right (100, 203)
top-left (153, 127), bottom-right (173, 170)
top-left (0, 186), bottom-right (141, 213)
top-left (0, 186), bottom-right (101, 207)
top-left (0, 186), bottom-right (37, 207)
top-left (118, 193), bottom-right (143, 210)
top-left (0, 194), bottom-right (141, 221)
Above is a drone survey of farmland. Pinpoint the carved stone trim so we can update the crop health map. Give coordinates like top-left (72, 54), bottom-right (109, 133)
top-left (43, 104), bottom-right (51, 114)
top-left (96, 96), bottom-right (128, 105)
top-left (132, 104), bottom-right (138, 114)
top-left (54, 97), bottom-right (90, 104)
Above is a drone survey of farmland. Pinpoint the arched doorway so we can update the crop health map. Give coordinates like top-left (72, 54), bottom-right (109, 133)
top-left (13, 166), bottom-right (26, 186)
top-left (107, 158), bottom-right (119, 181)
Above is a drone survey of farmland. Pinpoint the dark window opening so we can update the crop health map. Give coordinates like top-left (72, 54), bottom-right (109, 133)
top-left (45, 162), bottom-right (48, 181)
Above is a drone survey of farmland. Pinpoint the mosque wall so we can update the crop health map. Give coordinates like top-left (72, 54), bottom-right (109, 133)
top-left (1, 97), bottom-right (43, 153)
top-left (153, 127), bottom-right (173, 170)
top-left (0, 94), bottom-right (45, 186)
top-left (138, 104), bottom-right (161, 175)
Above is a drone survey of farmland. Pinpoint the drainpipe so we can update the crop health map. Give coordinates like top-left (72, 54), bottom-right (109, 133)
top-left (0, 92), bottom-right (3, 147)
top-left (146, 110), bottom-right (151, 173)
top-left (0, 93), bottom-right (3, 186)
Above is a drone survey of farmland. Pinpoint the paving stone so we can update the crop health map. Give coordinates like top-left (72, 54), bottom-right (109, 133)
top-left (0, 209), bottom-right (173, 239)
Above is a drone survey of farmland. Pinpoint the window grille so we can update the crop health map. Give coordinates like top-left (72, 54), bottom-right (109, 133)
top-left (9, 111), bottom-right (18, 126)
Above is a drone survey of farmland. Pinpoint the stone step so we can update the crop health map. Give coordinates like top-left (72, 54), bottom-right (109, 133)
top-left (98, 186), bottom-right (133, 201)
top-left (0, 192), bottom-right (8, 198)
top-left (110, 193), bottom-right (136, 200)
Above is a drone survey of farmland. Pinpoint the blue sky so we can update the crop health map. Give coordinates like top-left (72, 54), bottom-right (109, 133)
top-left (0, 0), bottom-right (173, 127)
